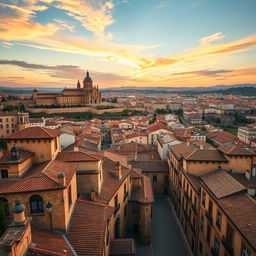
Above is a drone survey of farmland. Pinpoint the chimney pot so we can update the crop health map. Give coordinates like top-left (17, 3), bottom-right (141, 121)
top-left (90, 191), bottom-right (96, 201)
top-left (13, 200), bottom-right (25, 224)
top-left (114, 161), bottom-right (122, 179)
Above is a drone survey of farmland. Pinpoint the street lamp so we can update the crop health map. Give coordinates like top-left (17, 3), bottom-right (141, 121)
top-left (46, 201), bottom-right (53, 232)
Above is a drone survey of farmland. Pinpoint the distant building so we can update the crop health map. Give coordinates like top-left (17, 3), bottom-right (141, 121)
top-left (0, 111), bottom-right (29, 137)
top-left (32, 71), bottom-right (101, 105)
top-left (238, 124), bottom-right (256, 144)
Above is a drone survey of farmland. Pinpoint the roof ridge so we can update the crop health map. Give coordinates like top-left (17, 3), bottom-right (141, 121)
top-left (77, 199), bottom-right (107, 208)
top-left (40, 126), bottom-right (56, 137)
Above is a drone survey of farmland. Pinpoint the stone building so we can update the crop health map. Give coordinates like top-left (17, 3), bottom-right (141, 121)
top-left (32, 71), bottom-right (101, 106)
top-left (0, 111), bottom-right (29, 137)
top-left (0, 126), bottom-right (153, 255)
top-left (167, 142), bottom-right (256, 256)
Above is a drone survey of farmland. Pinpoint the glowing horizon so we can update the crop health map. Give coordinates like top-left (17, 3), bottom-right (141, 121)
top-left (0, 0), bottom-right (255, 88)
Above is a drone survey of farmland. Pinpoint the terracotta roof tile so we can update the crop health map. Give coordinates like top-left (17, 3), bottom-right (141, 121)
top-left (99, 157), bottom-right (131, 202)
top-left (30, 225), bottom-right (74, 256)
top-left (129, 160), bottom-right (168, 173)
top-left (147, 121), bottom-right (172, 133)
top-left (0, 148), bottom-right (34, 164)
top-left (56, 151), bottom-right (100, 162)
top-left (110, 239), bottom-right (136, 255)
top-left (0, 160), bottom-right (77, 194)
top-left (67, 200), bottom-right (107, 256)
top-left (6, 127), bottom-right (60, 139)
top-left (218, 145), bottom-right (256, 156)
top-left (201, 169), bottom-right (246, 199)
top-left (218, 194), bottom-right (256, 250)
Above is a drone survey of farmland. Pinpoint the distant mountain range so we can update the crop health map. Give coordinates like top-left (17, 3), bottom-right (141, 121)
top-left (0, 84), bottom-right (256, 96)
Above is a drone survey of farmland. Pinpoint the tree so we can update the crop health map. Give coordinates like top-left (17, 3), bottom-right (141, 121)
top-left (0, 202), bottom-right (7, 236)
top-left (111, 98), bottom-right (117, 103)
top-left (0, 138), bottom-right (7, 149)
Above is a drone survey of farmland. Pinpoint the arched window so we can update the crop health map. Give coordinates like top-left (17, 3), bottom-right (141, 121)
top-left (30, 195), bottom-right (44, 214)
top-left (0, 197), bottom-right (9, 216)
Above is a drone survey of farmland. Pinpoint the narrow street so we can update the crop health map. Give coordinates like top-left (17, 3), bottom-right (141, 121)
top-left (136, 195), bottom-right (189, 256)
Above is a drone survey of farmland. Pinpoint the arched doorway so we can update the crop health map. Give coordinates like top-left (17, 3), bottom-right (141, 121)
top-left (114, 217), bottom-right (120, 238)
top-left (0, 198), bottom-right (9, 216)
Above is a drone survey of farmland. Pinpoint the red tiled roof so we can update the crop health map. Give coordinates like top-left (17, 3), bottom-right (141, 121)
top-left (130, 172), bottom-right (154, 204)
top-left (99, 157), bottom-right (131, 202)
top-left (0, 148), bottom-right (34, 164)
top-left (30, 225), bottom-right (75, 256)
top-left (201, 169), bottom-right (246, 199)
top-left (129, 160), bottom-right (168, 173)
top-left (0, 160), bottom-right (77, 194)
top-left (218, 194), bottom-right (256, 250)
top-left (110, 239), bottom-right (136, 255)
top-left (67, 200), bottom-right (107, 256)
top-left (6, 127), bottom-right (60, 139)
top-left (147, 121), bottom-right (172, 133)
top-left (218, 145), bottom-right (256, 156)
top-left (56, 151), bottom-right (100, 162)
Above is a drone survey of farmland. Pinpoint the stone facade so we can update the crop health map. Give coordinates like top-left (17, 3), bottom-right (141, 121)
top-left (32, 71), bottom-right (101, 106)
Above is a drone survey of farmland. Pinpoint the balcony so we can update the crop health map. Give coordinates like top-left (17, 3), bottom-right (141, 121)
top-left (114, 203), bottom-right (120, 216)
top-left (222, 236), bottom-right (233, 256)
top-left (205, 211), bottom-right (213, 224)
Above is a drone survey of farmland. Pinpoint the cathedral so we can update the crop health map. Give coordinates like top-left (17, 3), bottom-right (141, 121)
top-left (32, 71), bottom-right (101, 105)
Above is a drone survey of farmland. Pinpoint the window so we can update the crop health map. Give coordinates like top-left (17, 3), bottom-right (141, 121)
top-left (213, 237), bottom-right (220, 256)
top-left (115, 195), bottom-right (118, 208)
top-left (6, 118), bottom-right (9, 122)
top-left (124, 204), bottom-right (127, 217)
top-left (153, 175), bottom-right (157, 183)
top-left (241, 244), bottom-right (250, 256)
top-left (216, 210), bottom-right (222, 230)
top-left (68, 186), bottom-right (72, 208)
top-left (0, 118), bottom-right (2, 122)
top-left (164, 175), bottom-right (168, 184)
top-left (6, 124), bottom-right (9, 128)
top-left (200, 215), bottom-right (204, 231)
top-left (0, 198), bottom-right (9, 216)
top-left (206, 224), bottom-right (211, 244)
top-left (1, 170), bottom-right (8, 179)
top-left (202, 191), bottom-right (206, 207)
top-left (30, 195), bottom-right (44, 214)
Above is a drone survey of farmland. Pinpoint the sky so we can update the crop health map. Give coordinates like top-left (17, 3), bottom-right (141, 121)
top-left (0, 0), bottom-right (255, 89)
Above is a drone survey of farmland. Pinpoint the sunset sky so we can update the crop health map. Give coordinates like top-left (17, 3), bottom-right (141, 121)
top-left (0, 0), bottom-right (256, 88)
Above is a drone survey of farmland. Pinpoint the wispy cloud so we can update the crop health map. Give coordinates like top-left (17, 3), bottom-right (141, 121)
top-left (171, 69), bottom-right (232, 77)
top-left (156, 2), bottom-right (168, 9)
top-left (199, 32), bottom-right (224, 44)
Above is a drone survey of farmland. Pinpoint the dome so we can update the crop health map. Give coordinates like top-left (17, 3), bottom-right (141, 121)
top-left (83, 70), bottom-right (93, 88)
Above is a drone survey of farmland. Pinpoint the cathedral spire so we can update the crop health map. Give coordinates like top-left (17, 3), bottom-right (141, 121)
top-left (77, 80), bottom-right (81, 89)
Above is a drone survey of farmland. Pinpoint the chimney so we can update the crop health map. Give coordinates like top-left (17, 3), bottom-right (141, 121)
top-left (115, 161), bottom-right (122, 179)
top-left (57, 173), bottom-right (66, 186)
top-left (90, 191), bottom-right (96, 201)
top-left (74, 146), bottom-right (79, 152)
top-left (0, 148), bottom-right (3, 158)
top-left (13, 200), bottom-right (26, 224)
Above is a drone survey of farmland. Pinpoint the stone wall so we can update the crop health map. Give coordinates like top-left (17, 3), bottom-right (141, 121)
top-left (27, 107), bottom-right (125, 115)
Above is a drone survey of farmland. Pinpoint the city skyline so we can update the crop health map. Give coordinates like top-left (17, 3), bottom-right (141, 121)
top-left (0, 0), bottom-right (256, 88)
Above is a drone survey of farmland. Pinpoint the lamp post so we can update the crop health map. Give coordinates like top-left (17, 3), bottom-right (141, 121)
top-left (46, 201), bottom-right (53, 232)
